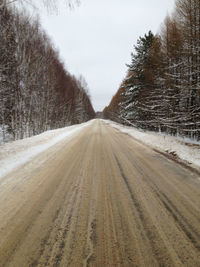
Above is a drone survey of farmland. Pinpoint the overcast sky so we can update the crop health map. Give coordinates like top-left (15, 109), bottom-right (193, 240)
top-left (39, 0), bottom-right (175, 111)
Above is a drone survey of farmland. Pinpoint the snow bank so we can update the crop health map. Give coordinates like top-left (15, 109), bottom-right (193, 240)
top-left (0, 120), bottom-right (93, 179)
top-left (104, 120), bottom-right (200, 169)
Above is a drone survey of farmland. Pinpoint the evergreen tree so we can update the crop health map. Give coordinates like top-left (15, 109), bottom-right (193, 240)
top-left (120, 31), bottom-right (155, 128)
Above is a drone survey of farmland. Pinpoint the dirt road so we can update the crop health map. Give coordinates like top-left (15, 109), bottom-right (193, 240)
top-left (0, 120), bottom-right (200, 267)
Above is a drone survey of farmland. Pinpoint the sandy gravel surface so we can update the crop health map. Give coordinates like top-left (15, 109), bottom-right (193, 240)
top-left (0, 120), bottom-right (200, 267)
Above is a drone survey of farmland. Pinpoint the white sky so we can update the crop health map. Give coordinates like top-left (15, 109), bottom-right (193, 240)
top-left (39, 0), bottom-right (175, 111)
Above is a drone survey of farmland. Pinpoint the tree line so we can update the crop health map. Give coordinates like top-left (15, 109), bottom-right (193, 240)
top-left (0, 3), bottom-right (95, 142)
top-left (103, 0), bottom-right (200, 140)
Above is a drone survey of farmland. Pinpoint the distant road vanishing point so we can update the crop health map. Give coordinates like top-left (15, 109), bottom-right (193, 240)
top-left (0, 120), bottom-right (200, 266)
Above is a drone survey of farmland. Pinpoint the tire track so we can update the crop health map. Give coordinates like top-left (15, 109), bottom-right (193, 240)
top-left (39, 134), bottom-right (93, 267)
top-left (115, 139), bottom-right (200, 253)
top-left (114, 154), bottom-right (178, 267)
top-left (156, 191), bottom-right (200, 251)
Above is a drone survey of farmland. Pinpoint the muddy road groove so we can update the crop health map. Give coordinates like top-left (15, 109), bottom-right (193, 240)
top-left (0, 120), bottom-right (200, 266)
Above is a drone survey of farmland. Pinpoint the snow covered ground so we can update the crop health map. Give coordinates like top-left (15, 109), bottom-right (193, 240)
top-left (0, 120), bottom-right (93, 179)
top-left (104, 120), bottom-right (200, 169)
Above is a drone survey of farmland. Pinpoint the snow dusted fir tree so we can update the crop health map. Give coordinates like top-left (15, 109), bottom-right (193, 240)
top-left (120, 31), bottom-right (155, 128)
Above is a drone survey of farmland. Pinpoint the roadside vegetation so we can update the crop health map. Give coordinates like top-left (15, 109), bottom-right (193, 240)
top-left (0, 1), bottom-right (95, 143)
top-left (103, 0), bottom-right (200, 141)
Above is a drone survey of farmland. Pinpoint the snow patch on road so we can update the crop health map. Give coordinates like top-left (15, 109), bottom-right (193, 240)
top-left (104, 120), bottom-right (200, 169)
top-left (0, 120), bottom-right (93, 179)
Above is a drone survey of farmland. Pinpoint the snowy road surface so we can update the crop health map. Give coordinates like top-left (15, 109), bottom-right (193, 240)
top-left (0, 120), bottom-right (200, 266)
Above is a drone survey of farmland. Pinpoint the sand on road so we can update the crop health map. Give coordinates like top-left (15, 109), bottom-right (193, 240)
top-left (0, 120), bottom-right (200, 267)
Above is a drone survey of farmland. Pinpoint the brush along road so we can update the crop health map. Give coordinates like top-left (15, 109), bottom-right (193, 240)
top-left (0, 120), bottom-right (200, 266)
